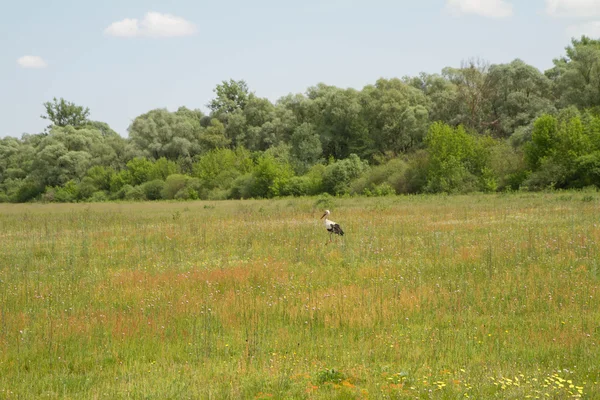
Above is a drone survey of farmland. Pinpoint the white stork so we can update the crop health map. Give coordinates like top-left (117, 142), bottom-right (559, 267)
top-left (320, 210), bottom-right (344, 243)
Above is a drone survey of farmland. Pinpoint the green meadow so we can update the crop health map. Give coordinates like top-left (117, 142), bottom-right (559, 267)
top-left (1, 192), bottom-right (599, 399)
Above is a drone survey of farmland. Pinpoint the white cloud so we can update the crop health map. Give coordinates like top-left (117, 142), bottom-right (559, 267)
top-left (566, 20), bottom-right (600, 37)
top-left (446, 0), bottom-right (513, 18)
top-left (104, 12), bottom-right (197, 38)
top-left (17, 55), bottom-right (47, 69)
top-left (546, 0), bottom-right (600, 17)
top-left (104, 18), bottom-right (139, 37)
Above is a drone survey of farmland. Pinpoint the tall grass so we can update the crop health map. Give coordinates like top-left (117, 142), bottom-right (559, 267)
top-left (1, 192), bottom-right (599, 399)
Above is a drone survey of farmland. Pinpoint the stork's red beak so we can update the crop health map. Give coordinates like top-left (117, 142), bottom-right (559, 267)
top-left (320, 213), bottom-right (327, 219)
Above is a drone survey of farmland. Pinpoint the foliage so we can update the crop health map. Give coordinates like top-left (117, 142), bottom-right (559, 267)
top-left (208, 79), bottom-right (251, 117)
top-left (127, 108), bottom-right (205, 160)
top-left (322, 154), bottom-right (369, 195)
top-left (523, 109), bottom-right (600, 189)
top-left (289, 122), bottom-right (322, 174)
top-left (424, 122), bottom-right (493, 193)
top-left (11, 39), bottom-right (600, 202)
top-left (41, 97), bottom-right (90, 130)
top-left (142, 179), bottom-right (166, 200)
top-left (250, 153), bottom-right (294, 198)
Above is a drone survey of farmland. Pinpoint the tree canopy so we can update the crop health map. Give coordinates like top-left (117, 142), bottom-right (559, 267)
top-left (5, 35), bottom-right (600, 203)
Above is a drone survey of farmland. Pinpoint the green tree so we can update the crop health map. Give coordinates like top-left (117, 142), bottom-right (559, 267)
top-left (150, 157), bottom-right (180, 180)
top-left (524, 114), bottom-right (559, 169)
top-left (290, 122), bottom-right (322, 173)
top-left (424, 122), bottom-right (493, 193)
top-left (404, 72), bottom-right (461, 126)
top-left (128, 108), bottom-right (204, 160)
top-left (250, 153), bottom-right (294, 198)
top-left (192, 147), bottom-right (253, 190)
top-left (208, 79), bottom-right (251, 118)
top-left (547, 36), bottom-right (600, 109)
top-left (307, 84), bottom-right (373, 160)
top-left (442, 59), bottom-right (497, 133)
top-left (86, 165), bottom-right (116, 191)
top-left (362, 78), bottom-right (430, 154)
top-left (487, 59), bottom-right (555, 137)
top-left (41, 97), bottom-right (90, 130)
top-left (126, 157), bottom-right (154, 185)
top-left (200, 119), bottom-right (231, 151)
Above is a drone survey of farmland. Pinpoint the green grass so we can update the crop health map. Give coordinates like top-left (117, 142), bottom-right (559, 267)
top-left (1, 192), bottom-right (599, 399)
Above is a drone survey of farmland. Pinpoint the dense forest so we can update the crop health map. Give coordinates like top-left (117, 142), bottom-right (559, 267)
top-left (3, 37), bottom-right (600, 203)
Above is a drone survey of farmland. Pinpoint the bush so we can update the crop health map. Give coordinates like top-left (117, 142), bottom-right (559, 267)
top-left (399, 150), bottom-right (429, 193)
top-left (424, 123), bottom-right (494, 193)
top-left (489, 142), bottom-right (527, 191)
top-left (151, 157), bottom-right (179, 180)
top-left (304, 164), bottom-right (326, 195)
top-left (322, 154), bottom-right (369, 195)
top-left (86, 166), bottom-right (115, 191)
top-left (206, 188), bottom-right (229, 200)
top-left (250, 154), bottom-right (294, 198)
top-left (89, 191), bottom-right (108, 202)
top-left (350, 158), bottom-right (405, 195)
top-left (0, 193), bottom-right (9, 203)
top-left (109, 170), bottom-right (132, 193)
top-left (192, 147), bottom-right (253, 190)
top-left (42, 180), bottom-right (79, 203)
top-left (284, 176), bottom-right (310, 197)
top-left (127, 157), bottom-right (154, 185)
top-left (162, 174), bottom-right (190, 200)
top-left (314, 193), bottom-right (335, 210)
top-left (13, 181), bottom-right (44, 203)
top-left (363, 182), bottom-right (396, 197)
top-left (41, 188), bottom-right (56, 203)
top-left (229, 174), bottom-right (255, 199)
top-left (173, 187), bottom-right (198, 200)
top-left (124, 185), bottom-right (146, 201)
top-left (111, 184), bottom-right (133, 200)
top-left (522, 159), bottom-right (569, 191)
top-left (78, 177), bottom-right (97, 200)
top-left (142, 179), bottom-right (165, 200)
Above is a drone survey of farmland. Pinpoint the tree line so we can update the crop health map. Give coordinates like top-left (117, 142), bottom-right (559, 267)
top-left (3, 36), bottom-right (600, 203)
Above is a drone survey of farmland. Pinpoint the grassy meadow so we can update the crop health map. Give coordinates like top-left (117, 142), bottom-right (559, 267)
top-left (1, 192), bottom-right (599, 399)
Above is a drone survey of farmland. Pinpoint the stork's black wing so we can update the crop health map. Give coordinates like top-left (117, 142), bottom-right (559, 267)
top-left (332, 224), bottom-right (344, 236)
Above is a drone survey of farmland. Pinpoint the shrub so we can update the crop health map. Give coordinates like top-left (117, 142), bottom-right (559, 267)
top-left (284, 176), bottom-right (310, 197)
top-left (142, 179), bottom-right (165, 200)
top-left (13, 181), bottom-right (44, 203)
top-left (206, 188), bottom-right (229, 200)
top-left (124, 185), bottom-right (146, 201)
top-left (111, 184), bottom-right (133, 200)
top-left (304, 164), bottom-right (326, 195)
top-left (250, 154), bottom-right (294, 198)
top-left (363, 182), bottom-right (396, 196)
top-left (77, 177), bottom-right (97, 200)
top-left (322, 154), bottom-right (369, 195)
top-left (399, 150), bottom-right (429, 194)
top-left (350, 158), bottom-right (405, 195)
top-left (109, 170), bottom-right (132, 193)
top-left (229, 174), bottom-right (255, 199)
top-left (314, 193), bottom-right (335, 210)
top-left (162, 174), bottom-right (190, 200)
top-left (86, 166), bottom-right (115, 191)
top-left (89, 191), bottom-right (108, 202)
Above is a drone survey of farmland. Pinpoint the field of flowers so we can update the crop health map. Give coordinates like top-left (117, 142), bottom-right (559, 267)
top-left (1, 192), bottom-right (599, 399)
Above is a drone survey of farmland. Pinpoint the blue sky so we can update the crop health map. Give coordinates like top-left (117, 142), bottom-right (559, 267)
top-left (2, 0), bottom-right (599, 138)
